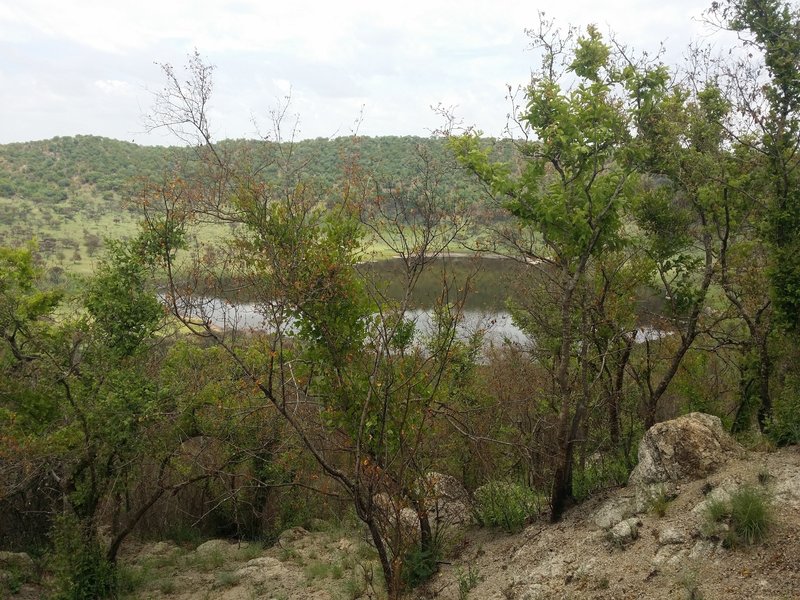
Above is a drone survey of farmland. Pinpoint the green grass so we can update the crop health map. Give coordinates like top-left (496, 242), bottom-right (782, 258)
top-left (473, 481), bottom-right (544, 533)
top-left (703, 486), bottom-right (772, 547)
top-left (729, 486), bottom-right (771, 545)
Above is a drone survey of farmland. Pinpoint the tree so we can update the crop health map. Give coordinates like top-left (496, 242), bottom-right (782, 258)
top-left (450, 22), bottom-right (664, 520)
top-left (138, 53), bottom-right (473, 598)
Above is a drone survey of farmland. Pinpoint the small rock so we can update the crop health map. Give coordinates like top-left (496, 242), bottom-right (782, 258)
top-left (658, 526), bottom-right (687, 545)
top-left (609, 518), bottom-right (640, 546)
top-left (593, 497), bottom-right (636, 529)
top-left (692, 485), bottom-right (733, 516)
top-left (652, 545), bottom-right (680, 567)
top-left (195, 539), bottom-right (233, 556)
top-left (689, 539), bottom-right (717, 559)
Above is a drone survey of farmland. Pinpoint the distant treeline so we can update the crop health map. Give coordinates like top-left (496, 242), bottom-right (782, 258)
top-left (0, 134), bottom-right (513, 207)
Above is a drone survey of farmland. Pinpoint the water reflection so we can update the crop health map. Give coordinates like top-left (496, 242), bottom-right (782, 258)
top-left (176, 256), bottom-right (667, 347)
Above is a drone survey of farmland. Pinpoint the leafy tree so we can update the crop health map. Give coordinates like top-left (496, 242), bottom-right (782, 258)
top-left (137, 53), bottom-right (474, 598)
top-left (450, 23), bottom-right (659, 520)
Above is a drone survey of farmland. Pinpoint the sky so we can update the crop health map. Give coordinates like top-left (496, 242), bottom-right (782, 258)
top-left (0, 0), bottom-right (730, 146)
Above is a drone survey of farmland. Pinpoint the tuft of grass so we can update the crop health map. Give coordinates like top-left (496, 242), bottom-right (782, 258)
top-left (456, 564), bottom-right (480, 600)
top-left (473, 481), bottom-right (543, 533)
top-left (703, 486), bottom-right (771, 547)
top-left (304, 560), bottom-right (336, 581)
top-left (341, 572), bottom-right (367, 600)
top-left (187, 548), bottom-right (226, 572)
top-left (214, 570), bottom-right (240, 589)
top-left (678, 569), bottom-right (705, 600)
top-left (729, 486), bottom-right (771, 545)
top-left (277, 547), bottom-right (297, 562)
top-left (157, 578), bottom-right (176, 594)
top-left (648, 486), bottom-right (673, 518)
top-left (236, 541), bottom-right (264, 562)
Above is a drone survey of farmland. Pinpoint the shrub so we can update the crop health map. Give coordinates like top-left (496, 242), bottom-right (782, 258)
top-left (647, 485), bottom-right (673, 518)
top-left (473, 481), bottom-right (541, 533)
top-left (767, 380), bottom-right (800, 446)
top-left (572, 452), bottom-right (632, 502)
top-left (401, 545), bottom-right (440, 589)
top-left (49, 516), bottom-right (117, 600)
top-left (729, 486), bottom-right (771, 545)
top-left (703, 486), bottom-right (771, 547)
top-left (456, 564), bottom-right (480, 600)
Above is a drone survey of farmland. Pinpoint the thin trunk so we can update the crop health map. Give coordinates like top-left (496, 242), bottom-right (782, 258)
top-left (756, 335), bottom-right (772, 432)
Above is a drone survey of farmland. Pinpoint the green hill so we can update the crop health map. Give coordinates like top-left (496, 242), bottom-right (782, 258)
top-left (0, 135), bottom-right (506, 277)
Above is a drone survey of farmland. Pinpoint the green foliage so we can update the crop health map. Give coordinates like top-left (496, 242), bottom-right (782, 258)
top-left (456, 565), bottom-right (480, 600)
top-left (85, 238), bottom-right (162, 357)
top-left (729, 486), bottom-right (771, 545)
top-left (703, 486), bottom-right (772, 547)
top-left (49, 516), bottom-right (117, 600)
top-left (401, 544), bottom-right (440, 589)
top-left (572, 453), bottom-right (632, 502)
top-left (722, 0), bottom-right (800, 331)
top-left (0, 244), bottom-right (62, 341)
top-left (767, 384), bottom-right (800, 445)
top-left (473, 481), bottom-right (541, 533)
top-left (648, 485), bottom-right (674, 518)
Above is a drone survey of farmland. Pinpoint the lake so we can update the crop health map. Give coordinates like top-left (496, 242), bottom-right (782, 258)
top-left (187, 256), bottom-right (665, 347)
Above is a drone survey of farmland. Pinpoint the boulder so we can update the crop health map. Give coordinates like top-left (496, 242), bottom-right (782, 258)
top-left (629, 413), bottom-right (741, 486)
top-left (372, 473), bottom-right (473, 543)
top-left (419, 472), bottom-right (473, 528)
top-left (608, 518), bottom-right (640, 547)
top-left (372, 493), bottom-right (420, 542)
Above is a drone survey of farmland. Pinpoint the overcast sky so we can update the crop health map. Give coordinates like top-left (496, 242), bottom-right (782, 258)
top-left (0, 0), bottom-right (729, 146)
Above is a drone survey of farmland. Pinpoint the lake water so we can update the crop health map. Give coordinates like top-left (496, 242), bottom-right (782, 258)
top-left (189, 257), bottom-right (665, 347)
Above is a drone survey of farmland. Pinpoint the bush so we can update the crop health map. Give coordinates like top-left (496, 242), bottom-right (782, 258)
top-left (401, 544), bottom-right (440, 589)
top-left (729, 486), bottom-right (771, 545)
top-left (49, 516), bottom-right (117, 600)
top-left (767, 379), bottom-right (800, 446)
top-left (572, 452), bottom-right (632, 502)
top-left (703, 486), bottom-right (771, 547)
top-left (473, 481), bottom-right (542, 533)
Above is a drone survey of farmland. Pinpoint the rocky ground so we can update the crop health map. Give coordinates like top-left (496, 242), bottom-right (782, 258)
top-left (3, 414), bottom-right (799, 599)
top-left (416, 443), bottom-right (800, 600)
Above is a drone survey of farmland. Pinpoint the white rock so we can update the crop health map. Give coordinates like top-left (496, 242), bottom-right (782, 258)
top-left (658, 526), bottom-right (687, 545)
top-left (609, 518), bottom-right (640, 546)
top-left (594, 497), bottom-right (636, 529)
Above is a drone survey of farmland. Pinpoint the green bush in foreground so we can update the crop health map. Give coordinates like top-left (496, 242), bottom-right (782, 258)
top-left (704, 486), bottom-right (771, 547)
top-left (473, 481), bottom-right (542, 533)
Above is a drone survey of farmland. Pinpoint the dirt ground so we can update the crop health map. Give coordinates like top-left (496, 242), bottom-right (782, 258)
top-left (8, 446), bottom-right (798, 600)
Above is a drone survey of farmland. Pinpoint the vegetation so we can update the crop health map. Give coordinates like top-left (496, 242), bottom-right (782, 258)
top-left (703, 486), bottom-right (772, 546)
top-left (473, 481), bottom-right (542, 532)
top-left (1, 1), bottom-right (799, 598)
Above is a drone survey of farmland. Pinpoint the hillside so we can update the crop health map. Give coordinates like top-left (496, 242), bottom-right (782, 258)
top-left (5, 414), bottom-right (797, 600)
top-left (0, 135), bottom-right (506, 276)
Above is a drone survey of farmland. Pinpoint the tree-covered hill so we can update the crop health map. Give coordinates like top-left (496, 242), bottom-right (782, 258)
top-left (0, 135), bottom-right (506, 275)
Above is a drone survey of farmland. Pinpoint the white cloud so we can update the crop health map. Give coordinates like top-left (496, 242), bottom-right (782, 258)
top-left (0, 0), bottom-right (736, 144)
top-left (94, 79), bottom-right (133, 95)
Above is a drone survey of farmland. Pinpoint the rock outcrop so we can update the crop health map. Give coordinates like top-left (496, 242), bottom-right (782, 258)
top-left (419, 471), bottom-right (473, 528)
top-left (594, 413), bottom-right (743, 531)
top-left (629, 413), bottom-right (741, 487)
